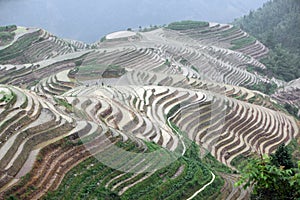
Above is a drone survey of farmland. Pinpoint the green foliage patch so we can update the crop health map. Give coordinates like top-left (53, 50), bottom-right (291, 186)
top-left (0, 31), bottom-right (40, 64)
top-left (44, 140), bottom-right (225, 200)
top-left (0, 25), bottom-right (17, 46)
top-left (167, 20), bottom-right (209, 30)
top-left (236, 144), bottom-right (300, 199)
top-left (247, 81), bottom-right (277, 95)
top-left (234, 0), bottom-right (300, 81)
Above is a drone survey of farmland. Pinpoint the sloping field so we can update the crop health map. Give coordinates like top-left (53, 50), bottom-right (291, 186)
top-left (0, 21), bottom-right (299, 199)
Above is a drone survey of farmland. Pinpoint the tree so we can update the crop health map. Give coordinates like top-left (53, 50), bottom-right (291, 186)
top-left (235, 145), bottom-right (300, 199)
top-left (270, 143), bottom-right (294, 169)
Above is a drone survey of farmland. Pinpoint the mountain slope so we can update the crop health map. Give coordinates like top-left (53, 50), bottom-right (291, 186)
top-left (0, 21), bottom-right (299, 200)
top-left (234, 0), bottom-right (300, 81)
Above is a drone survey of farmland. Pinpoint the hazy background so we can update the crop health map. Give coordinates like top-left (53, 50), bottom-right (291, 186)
top-left (0, 0), bottom-right (269, 43)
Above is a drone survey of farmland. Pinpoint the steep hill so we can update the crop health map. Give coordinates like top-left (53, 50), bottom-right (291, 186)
top-left (0, 21), bottom-right (299, 200)
top-left (234, 0), bottom-right (300, 81)
top-left (0, 26), bottom-right (89, 65)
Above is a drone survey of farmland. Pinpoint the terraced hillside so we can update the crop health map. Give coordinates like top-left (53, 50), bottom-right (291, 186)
top-left (0, 21), bottom-right (299, 200)
top-left (0, 26), bottom-right (89, 65)
top-left (273, 78), bottom-right (300, 117)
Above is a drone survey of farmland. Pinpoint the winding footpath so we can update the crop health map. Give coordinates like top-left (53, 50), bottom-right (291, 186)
top-left (186, 171), bottom-right (216, 200)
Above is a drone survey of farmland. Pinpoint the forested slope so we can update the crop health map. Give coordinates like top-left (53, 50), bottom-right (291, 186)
top-left (235, 0), bottom-right (300, 81)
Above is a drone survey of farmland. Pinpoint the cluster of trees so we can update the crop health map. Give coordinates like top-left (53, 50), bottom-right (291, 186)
top-left (260, 45), bottom-right (300, 81)
top-left (236, 144), bottom-right (300, 199)
top-left (247, 81), bottom-right (278, 95)
top-left (284, 103), bottom-right (299, 119)
top-left (234, 0), bottom-right (300, 82)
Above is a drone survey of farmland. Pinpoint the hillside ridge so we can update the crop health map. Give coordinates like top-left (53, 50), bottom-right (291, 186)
top-left (0, 20), bottom-right (299, 199)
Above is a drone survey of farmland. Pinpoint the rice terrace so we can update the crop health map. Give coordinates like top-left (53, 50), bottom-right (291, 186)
top-left (0, 1), bottom-right (300, 199)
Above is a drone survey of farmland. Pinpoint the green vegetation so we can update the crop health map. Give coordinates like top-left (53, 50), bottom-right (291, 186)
top-left (100, 36), bottom-right (106, 42)
top-left (121, 143), bottom-right (221, 200)
top-left (0, 25), bottom-right (17, 32)
top-left (246, 65), bottom-right (265, 75)
top-left (74, 60), bottom-right (83, 66)
top-left (247, 81), bottom-right (277, 95)
top-left (286, 139), bottom-right (300, 164)
top-left (78, 64), bottom-right (123, 74)
top-left (54, 97), bottom-right (74, 112)
top-left (270, 143), bottom-right (295, 169)
top-left (191, 65), bottom-right (199, 73)
top-left (260, 45), bottom-right (300, 81)
top-left (166, 103), bottom-right (181, 119)
top-left (0, 91), bottom-right (15, 103)
top-left (164, 59), bottom-right (171, 67)
top-left (139, 24), bottom-right (163, 32)
top-left (179, 58), bottom-right (188, 65)
top-left (284, 103), bottom-right (299, 119)
top-left (44, 139), bottom-right (226, 200)
top-left (167, 20), bottom-right (209, 30)
top-left (202, 153), bottom-right (232, 174)
top-left (219, 26), bottom-right (239, 37)
top-left (0, 32), bottom-right (15, 43)
top-left (0, 25), bottom-right (17, 46)
top-left (143, 141), bottom-right (161, 152)
top-left (236, 144), bottom-right (300, 199)
top-left (230, 36), bottom-right (256, 50)
top-left (78, 64), bottom-right (106, 73)
top-left (231, 154), bottom-right (250, 171)
top-left (0, 31), bottom-right (40, 64)
top-left (76, 64), bottom-right (122, 78)
top-left (234, 0), bottom-right (300, 81)
top-left (245, 44), bottom-right (300, 82)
